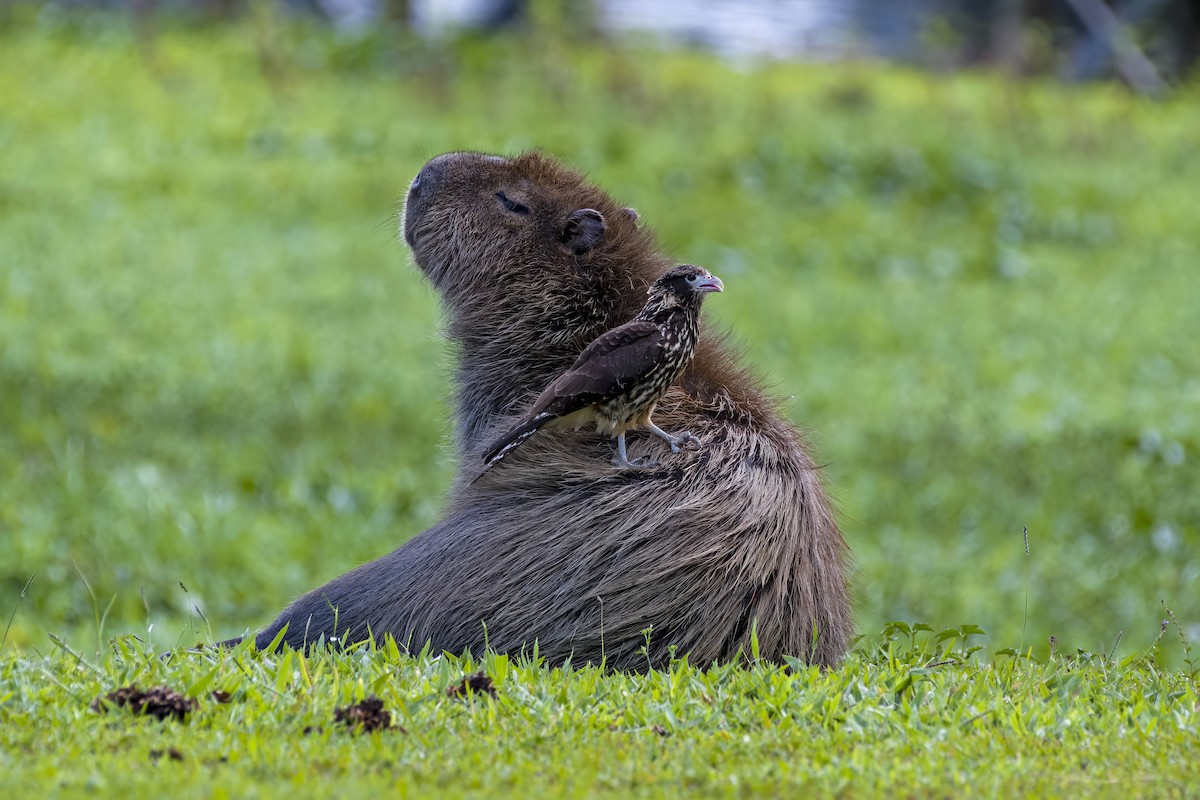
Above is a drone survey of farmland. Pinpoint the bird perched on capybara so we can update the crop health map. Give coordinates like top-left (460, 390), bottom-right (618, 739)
top-left (482, 263), bottom-right (724, 472)
top-left (242, 151), bottom-right (852, 669)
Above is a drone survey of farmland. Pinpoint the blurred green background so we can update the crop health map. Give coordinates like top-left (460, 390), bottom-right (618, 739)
top-left (1, 7), bottom-right (1197, 663)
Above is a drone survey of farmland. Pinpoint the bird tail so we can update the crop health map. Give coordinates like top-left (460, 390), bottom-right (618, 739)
top-left (481, 412), bottom-right (555, 469)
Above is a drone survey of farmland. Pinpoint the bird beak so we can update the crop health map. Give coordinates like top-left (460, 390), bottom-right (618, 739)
top-left (697, 274), bottom-right (724, 293)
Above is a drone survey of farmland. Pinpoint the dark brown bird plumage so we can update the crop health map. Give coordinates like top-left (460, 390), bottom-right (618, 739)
top-left (482, 264), bottom-right (723, 471)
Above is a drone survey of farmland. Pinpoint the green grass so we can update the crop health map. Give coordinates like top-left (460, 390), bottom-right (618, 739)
top-left (2, 633), bottom-right (1197, 797)
top-left (1, 10), bottom-right (1199, 795)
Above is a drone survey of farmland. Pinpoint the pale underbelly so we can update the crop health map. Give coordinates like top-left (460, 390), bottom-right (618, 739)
top-left (545, 398), bottom-right (657, 438)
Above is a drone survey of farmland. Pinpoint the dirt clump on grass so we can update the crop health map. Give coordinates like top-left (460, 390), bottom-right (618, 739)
top-left (92, 685), bottom-right (198, 722)
top-left (149, 747), bottom-right (185, 762)
top-left (333, 695), bottom-right (395, 734)
top-left (446, 671), bottom-right (496, 700)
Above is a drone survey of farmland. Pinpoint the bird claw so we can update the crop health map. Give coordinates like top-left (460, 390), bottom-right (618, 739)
top-left (612, 455), bottom-right (657, 469)
top-left (667, 432), bottom-right (703, 453)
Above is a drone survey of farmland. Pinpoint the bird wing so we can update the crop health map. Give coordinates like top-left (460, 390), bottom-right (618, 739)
top-left (532, 320), bottom-right (665, 415)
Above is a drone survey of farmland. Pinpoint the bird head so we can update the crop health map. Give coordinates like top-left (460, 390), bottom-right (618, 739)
top-left (648, 265), bottom-right (724, 304)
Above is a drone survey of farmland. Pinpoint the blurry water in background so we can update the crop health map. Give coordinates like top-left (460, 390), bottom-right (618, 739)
top-left (25, 0), bottom-right (1199, 82)
top-left (598, 0), bottom-right (857, 60)
top-left (410, 0), bottom-right (935, 61)
top-left (393, 0), bottom-right (1197, 83)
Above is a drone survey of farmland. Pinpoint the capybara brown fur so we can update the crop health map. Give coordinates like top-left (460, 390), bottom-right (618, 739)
top-left (246, 151), bottom-right (853, 669)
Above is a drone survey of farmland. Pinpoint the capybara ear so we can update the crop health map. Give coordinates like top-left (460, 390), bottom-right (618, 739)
top-left (561, 208), bottom-right (606, 255)
top-left (622, 207), bottom-right (639, 224)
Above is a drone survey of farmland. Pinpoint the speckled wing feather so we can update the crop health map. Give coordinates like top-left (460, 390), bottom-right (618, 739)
top-left (533, 320), bottom-right (665, 416)
top-left (479, 320), bottom-right (665, 467)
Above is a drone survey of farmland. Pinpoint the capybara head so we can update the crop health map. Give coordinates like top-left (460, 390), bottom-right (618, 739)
top-left (403, 151), bottom-right (663, 334)
top-left (402, 151), bottom-right (675, 446)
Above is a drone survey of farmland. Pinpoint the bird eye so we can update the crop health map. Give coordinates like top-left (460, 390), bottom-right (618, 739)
top-left (496, 191), bottom-right (531, 215)
top-left (686, 274), bottom-right (698, 283)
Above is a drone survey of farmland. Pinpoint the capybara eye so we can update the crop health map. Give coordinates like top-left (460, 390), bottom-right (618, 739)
top-left (495, 191), bottom-right (531, 215)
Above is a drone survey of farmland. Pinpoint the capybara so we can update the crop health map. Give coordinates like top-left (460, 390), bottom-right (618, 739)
top-left (242, 151), bottom-right (852, 669)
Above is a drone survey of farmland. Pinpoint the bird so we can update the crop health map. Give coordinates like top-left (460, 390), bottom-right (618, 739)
top-left (480, 264), bottom-right (724, 472)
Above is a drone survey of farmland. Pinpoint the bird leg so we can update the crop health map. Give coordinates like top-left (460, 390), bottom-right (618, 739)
top-left (612, 432), bottom-right (656, 469)
top-left (645, 421), bottom-right (702, 453)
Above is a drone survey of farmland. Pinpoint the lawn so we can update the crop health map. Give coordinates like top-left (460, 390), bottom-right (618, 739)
top-left (0, 9), bottom-right (1197, 796)
top-left (2, 633), bottom-right (1197, 797)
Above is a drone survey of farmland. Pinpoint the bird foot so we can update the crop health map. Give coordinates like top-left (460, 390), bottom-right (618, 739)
top-left (611, 454), bottom-right (658, 469)
top-left (665, 432), bottom-right (703, 454)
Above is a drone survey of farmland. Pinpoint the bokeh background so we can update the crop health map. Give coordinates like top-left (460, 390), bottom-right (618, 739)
top-left (1, 0), bottom-right (1197, 664)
